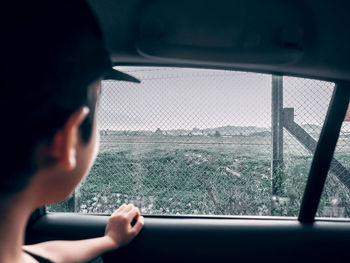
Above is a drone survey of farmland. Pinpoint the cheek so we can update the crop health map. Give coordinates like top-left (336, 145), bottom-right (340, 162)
top-left (82, 118), bottom-right (99, 175)
top-left (51, 125), bottom-right (99, 203)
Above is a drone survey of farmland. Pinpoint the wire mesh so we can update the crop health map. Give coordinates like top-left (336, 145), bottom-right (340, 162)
top-left (282, 77), bottom-right (334, 216)
top-left (318, 120), bottom-right (350, 218)
top-left (47, 67), bottom-right (343, 217)
top-left (91, 68), bottom-right (273, 216)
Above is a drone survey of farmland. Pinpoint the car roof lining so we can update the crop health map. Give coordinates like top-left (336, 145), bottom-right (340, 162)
top-left (88, 0), bottom-right (350, 82)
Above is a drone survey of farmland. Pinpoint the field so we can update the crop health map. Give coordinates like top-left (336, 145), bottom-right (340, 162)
top-left (48, 134), bottom-right (350, 218)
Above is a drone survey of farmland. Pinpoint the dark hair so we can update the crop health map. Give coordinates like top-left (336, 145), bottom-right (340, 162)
top-left (0, 0), bottom-right (110, 196)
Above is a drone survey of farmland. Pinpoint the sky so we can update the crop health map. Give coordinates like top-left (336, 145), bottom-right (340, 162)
top-left (96, 66), bottom-right (336, 132)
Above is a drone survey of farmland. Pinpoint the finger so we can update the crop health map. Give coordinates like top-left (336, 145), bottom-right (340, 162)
top-left (124, 203), bottom-right (134, 213)
top-left (118, 203), bottom-right (127, 212)
top-left (131, 216), bottom-right (144, 235)
top-left (112, 204), bottom-right (127, 216)
top-left (126, 207), bottom-right (141, 221)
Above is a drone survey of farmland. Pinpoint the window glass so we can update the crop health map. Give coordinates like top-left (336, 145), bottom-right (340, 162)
top-left (318, 118), bottom-right (350, 218)
top-left (47, 67), bottom-right (334, 216)
top-left (282, 77), bottom-right (334, 216)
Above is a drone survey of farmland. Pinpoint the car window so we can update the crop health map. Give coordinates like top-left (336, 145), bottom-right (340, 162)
top-left (47, 67), bottom-right (336, 217)
top-left (318, 117), bottom-right (350, 219)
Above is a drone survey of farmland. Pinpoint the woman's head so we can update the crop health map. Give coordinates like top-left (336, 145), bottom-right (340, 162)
top-left (0, 0), bottom-right (109, 200)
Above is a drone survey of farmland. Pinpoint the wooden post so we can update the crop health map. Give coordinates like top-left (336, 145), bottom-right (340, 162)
top-left (66, 186), bottom-right (80, 212)
top-left (282, 107), bottom-right (350, 192)
top-left (74, 185), bottom-right (81, 212)
top-left (271, 75), bottom-right (284, 197)
top-left (66, 193), bottom-right (75, 212)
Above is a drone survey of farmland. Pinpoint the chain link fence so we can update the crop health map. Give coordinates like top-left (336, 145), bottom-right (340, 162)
top-left (319, 120), bottom-right (350, 218)
top-left (48, 67), bottom-right (349, 218)
top-left (282, 77), bottom-right (334, 216)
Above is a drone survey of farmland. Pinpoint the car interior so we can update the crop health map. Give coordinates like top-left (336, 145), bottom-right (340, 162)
top-left (25, 0), bottom-right (350, 262)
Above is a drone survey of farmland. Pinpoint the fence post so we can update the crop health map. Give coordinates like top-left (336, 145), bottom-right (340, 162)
top-left (66, 188), bottom-right (80, 212)
top-left (282, 107), bottom-right (350, 192)
top-left (74, 185), bottom-right (81, 212)
top-left (271, 75), bottom-right (284, 198)
top-left (66, 193), bottom-right (75, 212)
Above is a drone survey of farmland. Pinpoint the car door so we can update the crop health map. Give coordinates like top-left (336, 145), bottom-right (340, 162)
top-left (26, 67), bottom-right (350, 263)
top-left (26, 0), bottom-right (350, 262)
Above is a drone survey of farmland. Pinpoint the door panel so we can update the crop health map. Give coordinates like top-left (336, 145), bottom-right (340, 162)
top-left (26, 214), bottom-right (350, 262)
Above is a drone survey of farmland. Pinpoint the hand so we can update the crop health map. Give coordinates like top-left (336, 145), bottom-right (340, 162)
top-left (104, 204), bottom-right (144, 249)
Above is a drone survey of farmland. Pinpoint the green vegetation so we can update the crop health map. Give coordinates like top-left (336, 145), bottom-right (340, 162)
top-left (47, 134), bottom-right (350, 218)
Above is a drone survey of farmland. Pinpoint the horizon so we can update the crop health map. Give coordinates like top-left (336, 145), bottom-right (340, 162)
top-left (97, 123), bottom-right (324, 133)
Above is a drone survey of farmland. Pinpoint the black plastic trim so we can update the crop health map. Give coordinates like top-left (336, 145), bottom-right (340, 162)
top-left (27, 213), bottom-right (350, 263)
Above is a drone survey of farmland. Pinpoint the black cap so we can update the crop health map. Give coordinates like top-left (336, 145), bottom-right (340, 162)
top-left (0, 0), bottom-right (142, 195)
top-left (2, 0), bottom-right (140, 87)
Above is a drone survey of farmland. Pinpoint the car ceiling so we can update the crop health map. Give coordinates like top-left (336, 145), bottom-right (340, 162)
top-left (88, 0), bottom-right (350, 82)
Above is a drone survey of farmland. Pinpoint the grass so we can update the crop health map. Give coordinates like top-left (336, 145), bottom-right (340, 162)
top-left (47, 135), bottom-right (350, 217)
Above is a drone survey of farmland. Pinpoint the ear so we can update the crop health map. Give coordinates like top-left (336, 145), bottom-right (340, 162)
top-left (51, 106), bottom-right (90, 170)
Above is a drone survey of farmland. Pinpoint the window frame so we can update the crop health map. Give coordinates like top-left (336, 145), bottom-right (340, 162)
top-left (38, 67), bottom-right (350, 223)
